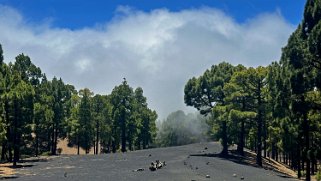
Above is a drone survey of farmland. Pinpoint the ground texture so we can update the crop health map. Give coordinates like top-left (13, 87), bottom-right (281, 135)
top-left (2, 142), bottom-right (298, 181)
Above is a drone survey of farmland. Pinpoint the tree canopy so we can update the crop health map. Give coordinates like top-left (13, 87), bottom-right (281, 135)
top-left (0, 45), bottom-right (158, 166)
top-left (183, 1), bottom-right (321, 180)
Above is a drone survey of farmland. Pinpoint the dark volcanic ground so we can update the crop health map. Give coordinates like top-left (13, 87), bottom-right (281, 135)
top-left (13, 142), bottom-right (296, 181)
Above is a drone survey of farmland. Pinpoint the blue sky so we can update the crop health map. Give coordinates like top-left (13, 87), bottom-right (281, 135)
top-left (0, 0), bottom-right (306, 29)
top-left (0, 0), bottom-right (307, 119)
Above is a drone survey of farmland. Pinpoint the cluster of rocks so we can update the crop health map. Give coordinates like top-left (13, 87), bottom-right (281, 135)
top-left (149, 160), bottom-right (166, 171)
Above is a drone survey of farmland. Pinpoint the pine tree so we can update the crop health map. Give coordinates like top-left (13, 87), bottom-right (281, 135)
top-left (184, 62), bottom-right (236, 156)
top-left (77, 88), bottom-right (94, 154)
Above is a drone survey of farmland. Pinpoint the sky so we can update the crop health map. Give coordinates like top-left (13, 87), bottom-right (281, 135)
top-left (0, 0), bottom-right (306, 120)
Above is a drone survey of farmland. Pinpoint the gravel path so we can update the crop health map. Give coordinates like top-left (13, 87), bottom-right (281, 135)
top-left (12, 142), bottom-right (297, 181)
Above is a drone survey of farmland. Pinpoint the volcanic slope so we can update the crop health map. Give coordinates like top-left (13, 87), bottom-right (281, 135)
top-left (13, 142), bottom-right (297, 181)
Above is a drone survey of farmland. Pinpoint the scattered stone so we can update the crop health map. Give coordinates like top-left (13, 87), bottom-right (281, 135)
top-left (64, 172), bottom-right (67, 177)
top-left (233, 173), bottom-right (237, 177)
top-left (133, 168), bottom-right (144, 172)
top-left (240, 176), bottom-right (244, 180)
top-left (195, 166), bottom-right (198, 170)
top-left (148, 154), bottom-right (152, 157)
top-left (149, 162), bottom-right (157, 171)
top-left (204, 147), bottom-right (208, 150)
top-left (206, 162), bottom-right (210, 165)
top-left (184, 161), bottom-right (187, 165)
top-left (156, 160), bottom-right (165, 168)
top-left (206, 175), bottom-right (210, 178)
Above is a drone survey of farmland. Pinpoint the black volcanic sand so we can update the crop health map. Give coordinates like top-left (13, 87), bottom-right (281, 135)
top-left (12, 142), bottom-right (297, 181)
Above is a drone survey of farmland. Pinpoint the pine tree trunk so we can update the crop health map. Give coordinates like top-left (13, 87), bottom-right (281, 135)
top-left (137, 138), bottom-right (141, 150)
top-left (47, 125), bottom-right (51, 152)
top-left (304, 112), bottom-right (310, 181)
top-left (77, 135), bottom-right (80, 155)
top-left (51, 124), bottom-right (55, 155)
top-left (272, 144), bottom-right (275, 160)
top-left (237, 119), bottom-right (245, 156)
top-left (95, 122), bottom-right (99, 154)
top-left (35, 126), bottom-right (39, 157)
top-left (2, 100), bottom-right (11, 161)
top-left (221, 120), bottom-right (228, 156)
top-left (297, 149), bottom-right (301, 178)
top-left (313, 159), bottom-right (317, 175)
top-left (93, 141), bottom-right (96, 154)
top-left (1, 142), bottom-right (6, 161)
top-left (256, 97), bottom-right (263, 166)
top-left (263, 119), bottom-right (267, 158)
top-left (128, 131), bottom-right (132, 151)
top-left (142, 137), bottom-right (146, 149)
top-left (256, 117), bottom-right (262, 166)
top-left (8, 145), bottom-right (12, 162)
top-left (237, 100), bottom-right (246, 156)
top-left (121, 113), bottom-right (126, 153)
top-left (312, 157), bottom-right (315, 175)
top-left (53, 125), bottom-right (58, 155)
top-left (129, 139), bottom-right (132, 151)
top-left (290, 152), bottom-right (293, 168)
top-left (112, 140), bottom-right (116, 153)
top-left (13, 99), bottom-right (18, 167)
top-left (297, 132), bottom-right (301, 179)
top-left (107, 139), bottom-right (111, 153)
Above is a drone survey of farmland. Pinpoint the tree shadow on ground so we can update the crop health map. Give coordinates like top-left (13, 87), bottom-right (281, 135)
top-left (0, 166), bottom-right (19, 179)
top-left (189, 150), bottom-right (294, 179)
top-left (0, 175), bottom-right (18, 179)
top-left (0, 157), bottom-right (49, 179)
top-left (20, 157), bottom-right (49, 163)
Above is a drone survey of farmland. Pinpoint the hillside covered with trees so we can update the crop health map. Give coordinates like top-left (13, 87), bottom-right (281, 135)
top-left (184, 0), bottom-right (321, 180)
top-left (0, 47), bottom-right (157, 167)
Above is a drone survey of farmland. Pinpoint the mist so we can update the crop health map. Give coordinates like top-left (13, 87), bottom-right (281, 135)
top-left (156, 110), bottom-right (209, 147)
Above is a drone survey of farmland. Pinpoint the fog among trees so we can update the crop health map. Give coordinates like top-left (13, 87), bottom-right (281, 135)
top-left (156, 110), bottom-right (209, 147)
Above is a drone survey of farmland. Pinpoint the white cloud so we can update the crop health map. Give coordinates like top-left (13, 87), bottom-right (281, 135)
top-left (0, 5), bottom-right (295, 119)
